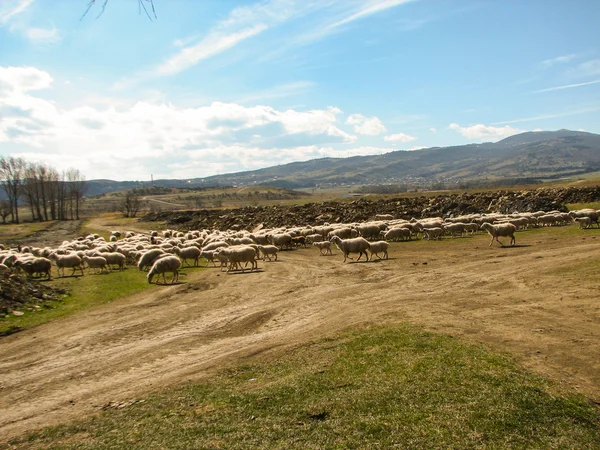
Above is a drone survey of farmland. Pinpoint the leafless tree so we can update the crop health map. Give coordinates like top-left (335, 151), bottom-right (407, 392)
top-left (0, 156), bottom-right (26, 224)
top-left (66, 168), bottom-right (88, 220)
top-left (82, 0), bottom-right (157, 20)
top-left (0, 200), bottom-right (11, 224)
top-left (121, 190), bottom-right (142, 218)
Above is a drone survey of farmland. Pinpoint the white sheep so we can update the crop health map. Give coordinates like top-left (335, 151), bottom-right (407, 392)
top-left (147, 255), bottom-right (182, 284)
top-left (368, 241), bottom-right (390, 260)
top-left (313, 241), bottom-right (333, 256)
top-left (381, 227), bottom-right (411, 242)
top-left (51, 253), bottom-right (84, 277)
top-left (14, 257), bottom-right (52, 279)
top-left (101, 252), bottom-right (126, 271)
top-left (573, 216), bottom-right (592, 229)
top-left (329, 236), bottom-right (370, 263)
top-left (257, 244), bottom-right (279, 261)
top-left (215, 246), bottom-right (258, 273)
top-left (83, 255), bottom-right (108, 274)
top-left (173, 246), bottom-right (201, 267)
top-left (423, 227), bottom-right (443, 240)
top-left (137, 249), bottom-right (166, 271)
top-left (480, 222), bottom-right (516, 247)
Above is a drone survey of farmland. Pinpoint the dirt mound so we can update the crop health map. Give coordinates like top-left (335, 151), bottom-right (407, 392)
top-left (141, 186), bottom-right (600, 231)
top-left (0, 275), bottom-right (67, 331)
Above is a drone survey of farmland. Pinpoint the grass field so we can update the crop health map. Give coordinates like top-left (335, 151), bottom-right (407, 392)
top-left (8, 325), bottom-right (600, 449)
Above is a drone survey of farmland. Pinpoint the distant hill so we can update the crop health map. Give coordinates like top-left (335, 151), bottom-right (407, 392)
top-left (86, 129), bottom-right (600, 194)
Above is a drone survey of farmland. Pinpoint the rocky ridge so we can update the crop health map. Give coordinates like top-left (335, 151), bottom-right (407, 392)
top-left (141, 186), bottom-right (600, 231)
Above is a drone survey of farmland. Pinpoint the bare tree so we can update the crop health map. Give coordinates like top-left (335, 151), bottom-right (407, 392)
top-left (0, 200), bottom-right (11, 224)
top-left (82, 0), bottom-right (157, 20)
top-left (121, 190), bottom-right (142, 218)
top-left (0, 156), bottom-right (26, 224)
top-left (66, 168), bottom-right (88, 220)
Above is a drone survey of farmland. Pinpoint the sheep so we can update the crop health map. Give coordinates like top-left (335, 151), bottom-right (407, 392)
top-left (137, 249), bottom-right (166, 271)
top-left (375, 214), bottom-right (394, 221)
top-left (83, 255), bottom-right (108, 274)
top-left (423, 227), bottom-right (443, 240)
top-left (268, 233), bottom-right (293, 250)
top-left (147, 255), bottom-right (182, 284)
top-left (14, 257), bottom-right (52, 279)
top-left (313, 241), bottom-right (333, 256)
top-left (102, 252), bottom-right (126, 271)
top-left (305, 233), bottom-right (324, 244)
top-left (215, 246), bottom-right (258, 273)
top-left (257, 244), bottom-right (279, 261)
top-left (368, 241), bottom-right (390, 260)
top-left (573, 216), bottom-right (592, 229)
top-left (356, 224), bottom-right (383, 241)
top-left (51, 253), bottom-right (85, 277)
top-left (381, 227), bottom-right (411, 242)
top-left (480, 222), bottom-right (516, 247)
top-left (291, 236), bottom-right (307, 247)
top-left (327, 227), bottom-right (358, 240)
top-left (201, 241), bottom-right (229, 252)
top-left (173, 246), bottom-right (201, 267)
top-left (329, 236), bottom-right (370, 263)
top-left (444, 223), bottom-right (466, 238)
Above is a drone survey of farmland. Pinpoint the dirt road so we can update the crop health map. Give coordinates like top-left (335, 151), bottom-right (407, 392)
top-left (1, 231), bottom-right (600, 440)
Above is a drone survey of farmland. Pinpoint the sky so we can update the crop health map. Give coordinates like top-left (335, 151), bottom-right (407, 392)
top-left (0, 0), bottom-right (599, 182)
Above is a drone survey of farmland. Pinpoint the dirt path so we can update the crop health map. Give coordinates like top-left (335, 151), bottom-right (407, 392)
top-left (1, 231), bottom-right (600, 440)
top-left (10, 220), bottom-right (83, 248)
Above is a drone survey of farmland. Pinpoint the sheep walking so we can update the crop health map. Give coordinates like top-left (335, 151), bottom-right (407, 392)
top-left (257, 245), bottom-right (279, 261)
top-left (215, 246), bottom-right (258, 273)
top-left (14, 257), bottom-right (52, 279)
top-left (313, 241), bottom-right (333, 256)
top-left (51, 253), bottom-right (84, 277)
top-left (83, 255), bottom-right (108, 274)
top-left (147, 256), bottom-right (182, 284)
top-left (368, 241), bottom-right (390, 260)
top-left (329, 236), bottom-right (370, 263)
top-left (137, 249), bottom-right (166, 271)
top-left (480, 223), bottom-right (516, 247)
top-left (173, 246), bottom-right (201, 267)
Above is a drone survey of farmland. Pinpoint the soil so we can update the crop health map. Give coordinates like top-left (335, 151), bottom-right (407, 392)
top-left (1, 227), bottom-right (600, 441)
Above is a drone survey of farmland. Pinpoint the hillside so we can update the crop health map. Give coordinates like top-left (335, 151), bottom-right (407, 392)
top-left (85, 129), bottom-right (600, 194)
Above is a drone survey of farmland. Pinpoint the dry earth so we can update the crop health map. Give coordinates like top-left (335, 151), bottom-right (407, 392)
top-left (1, 228), bottom-right (600, 441)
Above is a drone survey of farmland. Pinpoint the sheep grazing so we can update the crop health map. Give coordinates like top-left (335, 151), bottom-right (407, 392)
top-left (313, 241), bottom-right (333, 256)
top-left (173, 246), bottom-right (201, 267)
top-left (480, 222), bottom-right (516, 247)
top-left (257, 245), bottom-right (279, 261)
top-left (147, 256), bottom-right (182, 284)
top-left (83, 255), bottom-right (108, 274)
top-left (368, 241), bottom-right (390, 260)
top-left (329, 236), bottom-right (370, 263)
top-left (51, 253), bottom-right (84, 277)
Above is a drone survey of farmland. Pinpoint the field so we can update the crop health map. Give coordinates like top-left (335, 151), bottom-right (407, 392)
top-left (1, 214), bottom-right (600, 446)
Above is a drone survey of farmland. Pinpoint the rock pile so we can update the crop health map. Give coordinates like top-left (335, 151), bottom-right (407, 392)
top-left (141, 186), bottom-right (600, 231)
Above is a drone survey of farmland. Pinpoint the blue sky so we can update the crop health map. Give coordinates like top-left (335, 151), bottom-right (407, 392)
top-left (1, 0), bottom-right (599, 181)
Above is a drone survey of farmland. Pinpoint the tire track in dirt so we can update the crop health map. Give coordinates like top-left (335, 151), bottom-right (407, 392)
top-left (1, 233), bottom-right (600, 440)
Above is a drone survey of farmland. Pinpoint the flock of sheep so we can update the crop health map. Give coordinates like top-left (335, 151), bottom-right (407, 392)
top-left (0, 208), bottom-right (598, 284)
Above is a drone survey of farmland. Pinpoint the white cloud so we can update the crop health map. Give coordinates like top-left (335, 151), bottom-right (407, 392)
top-left (429, 127), bottom-right (437, 132)
top-left (531, 79), bottom-right (600, 94)
top-left (24, 25), bottom-right (60, 44)
top-left (569, 58), bottom-right (600, 78)
top-left (541, 53), bottom-right (580, 68)
top-left (448, 123), bottom-right (522, 141)
top-left (383, 132), bottom-right (416, 143)
top-left (492, 106), bottom-right (600, 125)
top-left (0, 0), bottom-right (35, 25)
top-left (0, 67), bottom-right (362, 180)
top-left (346, 114), bottom-right (387, 135)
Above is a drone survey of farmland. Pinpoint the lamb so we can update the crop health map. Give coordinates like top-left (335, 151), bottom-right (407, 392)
top-left (173, 246), bottom-right (201, 267)
top-left (83, 255), bottom-right (108, 274)
top-left (51, 252), bottom-right (85, 277)
top-left (14, 257), bottom-right (52, 279)
top-left (329, 236), bottom-right (370, 263)
top-left (480, 222), bottom-right (516, 247)
top-left (147, 255), bottom-right (182, 284)
top-left (305, 233), bottom-right (324, 244)
top-left (368, 241), bottom-right (390, 260)
top-left (313, 241), bottom-right (333, 256)
top-left (137, 249), bottom-right (166, 271)
top-left (257, 245), bottom-right (279, 261)
top-left (573, 216), bottom-right (592, 229)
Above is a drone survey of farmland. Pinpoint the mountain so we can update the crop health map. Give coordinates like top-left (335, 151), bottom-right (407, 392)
top-left (87, 129), bottom-right (600, 194)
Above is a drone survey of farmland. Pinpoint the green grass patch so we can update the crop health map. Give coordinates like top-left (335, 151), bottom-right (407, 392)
top-left (0, 221), bottom-right (55, 241)
top-left (0, 268), bottom-right (153, 335)
top-left (11, 325), bottom-right (600, 449)
top-left (567, 202), bottom-right (600, 211)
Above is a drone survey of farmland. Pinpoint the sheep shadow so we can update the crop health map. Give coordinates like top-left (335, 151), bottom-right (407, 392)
top-left (225, 269), bottom-right (265, 275)
top-left (500, 244), bottom-right (532, 249)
